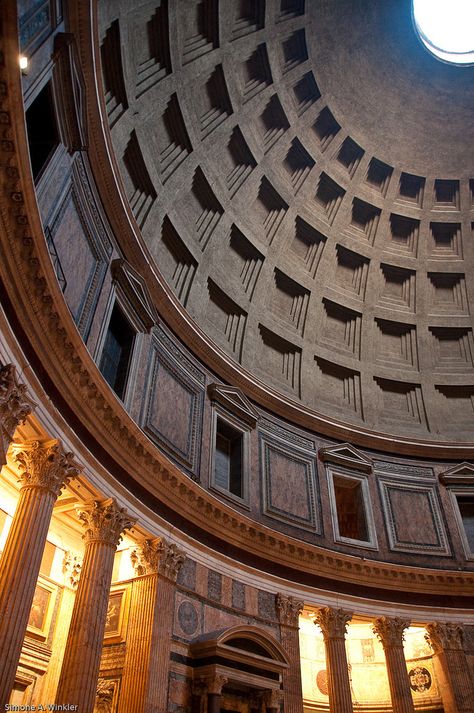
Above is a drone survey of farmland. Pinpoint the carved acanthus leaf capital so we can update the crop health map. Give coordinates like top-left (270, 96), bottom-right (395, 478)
top-left (263, 689), bottom-right (284, 708)
top-left (130, 538), bottom-right (163, 575)
top-left (425, 622), bottom-right (464, 654)
top-left (0, 363), bottom-right (35, 440)
top-left (373, 617), bottom-right (410, 648)
top-left (316, 607), bottom-right (353, 640)
top-left (77, 498), bottom-right (135, 547)
top-left (206, 674), bottom-right (228, 695)
top-left (158, 538), bottom-right (185, 581)
top-left (11, 439), bottom-right (80, 496)
top-left (276, 593), bottom-right (304, 626)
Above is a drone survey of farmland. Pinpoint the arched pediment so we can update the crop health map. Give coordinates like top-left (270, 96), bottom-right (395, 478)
top-left (190, 624), bottom-right (289, 671)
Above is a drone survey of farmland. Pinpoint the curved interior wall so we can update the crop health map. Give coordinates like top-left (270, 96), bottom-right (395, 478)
top-left (1, 0), bottom-right (474, 709)
top-left (0, 0), bottom-right (473, 638)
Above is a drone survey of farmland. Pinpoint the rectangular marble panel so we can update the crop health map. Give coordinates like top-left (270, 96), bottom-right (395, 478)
top-left (260, 431), bottom-right (320, 532)
top-left (378, 477), bottom-right (450, 555)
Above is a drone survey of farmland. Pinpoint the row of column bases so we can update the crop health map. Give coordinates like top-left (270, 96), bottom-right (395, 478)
top-left (1, 363), bottom-right (474, 713)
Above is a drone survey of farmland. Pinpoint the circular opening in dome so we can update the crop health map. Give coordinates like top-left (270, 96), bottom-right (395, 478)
top-left (413, 0), bottom-right (474, 65)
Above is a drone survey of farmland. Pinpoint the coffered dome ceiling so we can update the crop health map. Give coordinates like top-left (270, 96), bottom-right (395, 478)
top-left (99, 0), bottom-right (474, 443)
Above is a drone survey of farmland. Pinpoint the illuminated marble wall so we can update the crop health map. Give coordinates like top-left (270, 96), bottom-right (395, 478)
top-left (299, 612), bottom-right (442, 710)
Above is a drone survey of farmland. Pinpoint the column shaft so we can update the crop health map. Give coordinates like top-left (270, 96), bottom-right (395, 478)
top-left (383, 646), bottom-right (415, 713)
top-left (373, 617), bottom-right (414, 713)
top-left (325, 637), bottom-right (353, 713)
top-left (0, 439), bottom-right (78, 705)
top-left (0, 487), bottom-right (56, 702)
top-left (207, 693), bottom-right (221, 713)
top-left (55, 540), bottom-right (115, 709)
top-left (316, 608), bottom-right (353, 713)
top-left (55, 499), bottom-right (133, 713)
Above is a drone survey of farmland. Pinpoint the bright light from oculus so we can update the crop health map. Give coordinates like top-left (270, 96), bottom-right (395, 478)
top-left (413, 0), bottom-right (474, 65)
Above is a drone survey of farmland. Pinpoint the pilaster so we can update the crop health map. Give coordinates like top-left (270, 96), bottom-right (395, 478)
top-left (118, 537), bottom-right (185, 713)
top-left (276, 593), bottom-right (304, 713)
top-left (426, 622), bottom-right (474, 713)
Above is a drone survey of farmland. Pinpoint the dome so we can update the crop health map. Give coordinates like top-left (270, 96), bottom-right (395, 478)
top-left (1, 0), bottom-right (474, 710)
top-left (99, 0), bottom-right (474, 445)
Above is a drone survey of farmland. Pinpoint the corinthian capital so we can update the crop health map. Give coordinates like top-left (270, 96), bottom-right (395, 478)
top-left (425, 622), bottom-right (464, 653)
top-left (77, 498), bottom-right (135, 547)
top-left (11, 439), bottom-right (80, 496)
top-left (276, 593), bottom-right (304, 626)
top-left (130, 538), bottom-right (163, 575)
top-left (316, 607), bottom-right (353, 640)
top-left (158, 538), bottom-right (185, 581)
top-left (0, 363), bottom-right (35, 441)
top-left (373, 616), bottom-right (410, 648)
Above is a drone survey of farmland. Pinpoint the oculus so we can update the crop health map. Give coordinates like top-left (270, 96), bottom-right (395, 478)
top-left (413, 0), bottom-right (474, 65)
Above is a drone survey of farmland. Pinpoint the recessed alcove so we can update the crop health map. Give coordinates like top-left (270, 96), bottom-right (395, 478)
top-left (334, 245), bottom-right (370, 299)
top-left (379, 264), bottom-right (416, 313)
top-left (240, 43), bottom-right (273, 102)
top-left (349, 198), bottom-right (381, 244)
top-left (231, 0), bottom-right (265, 39)
top-left (429, 222), bottom-right (462, 259)
top-left (228, 224), bottom-right (264, 298)
top-left (398, 172), bottom-right (425, 207)
top-left (253, 177), bottom-right (288, 244)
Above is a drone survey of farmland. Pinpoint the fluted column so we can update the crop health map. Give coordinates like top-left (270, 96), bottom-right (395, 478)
top-left (425, 622), bottom-right (474, 713)
top-left (276, 593), bottom-right (304, 713)
top-left (55, 499), bottom-right (134, 713)
top-left (373, 617), bottom-right (414, 713)
top-left (0, 364), bottom-right (35, 467)
top-left (117, 537), bottom-right (185, 713)
top-left (0, 439), bottom-right (79, 704)
top-left (316, 607), bottom-right (353, 713)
